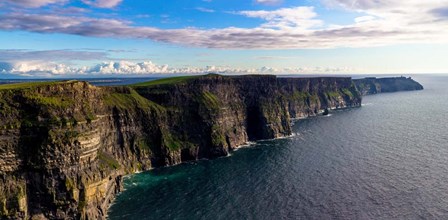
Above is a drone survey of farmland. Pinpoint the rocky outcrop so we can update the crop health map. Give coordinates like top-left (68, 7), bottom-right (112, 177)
top-left (0, 74), bottom-right (418, 219)
top-left (354, 76), bottom-right (423, 95)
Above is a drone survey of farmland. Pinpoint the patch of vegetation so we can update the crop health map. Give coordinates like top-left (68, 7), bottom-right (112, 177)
top-left (22, 91), bottom-right (75, 109)
top-left (62, 130), bottom-right (79, 144)
top-left (0, 197), bottom-right (7, 216)
top-left (357, 83), bottom-right (365, 89)
top-left (291, 91), bottom-right (310, 100)
top-left (77, 190), bottom-right (87, 212)
top-left (65, 178), bottom-right (75, 191)
top-left (104, 89), bottom-right (165, 112)
top-left (85, 113), bottom-right (96, 123)
top-left (163, 133), bottom-right (183, 151)
top-left (98, 151), bottom-right (121, 170)
top-left (136, 162), bottom-right (143, 171)
top-left (131, 75), bottom-right (200, 87)
top-left (309, 94), bottom-right (320, 103)
top-left (136, 138), bottom-right (150, 150)
top-left (0, 97), bottom-right (17, 117)
top-left (211, 125), bottom-right (226, 146)
top-left (342, 88), bottom-right (354, 98)
top-left (326, 91), bottom-right (340, 98)
top-left (197, 91), bottom-right (220, 110)
top-left (0, 122), bottom-right (20, 130)
top-left (0, 81), bottom-right (71, 90)
top-left (162, 133), bottom-right (196, 151)
top-left (16, 185), bottom-right (25, 199)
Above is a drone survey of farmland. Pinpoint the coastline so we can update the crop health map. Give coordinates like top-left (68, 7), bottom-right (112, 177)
top-left (0, 75), bottom-right (423, 219)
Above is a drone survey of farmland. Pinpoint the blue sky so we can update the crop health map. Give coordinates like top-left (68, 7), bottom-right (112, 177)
top-left (0, 0), bottom-right (447, 77)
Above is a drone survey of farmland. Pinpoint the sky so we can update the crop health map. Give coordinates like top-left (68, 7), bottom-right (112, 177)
top-left (0, 0), bottom-right (447, 77)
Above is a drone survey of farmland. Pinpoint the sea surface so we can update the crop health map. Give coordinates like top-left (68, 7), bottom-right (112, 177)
top-left (107, 75), bottom-right (448, 220)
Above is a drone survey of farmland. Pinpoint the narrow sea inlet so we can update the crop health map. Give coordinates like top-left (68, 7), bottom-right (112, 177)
top-left (108, 76), bottom-right (448, 219)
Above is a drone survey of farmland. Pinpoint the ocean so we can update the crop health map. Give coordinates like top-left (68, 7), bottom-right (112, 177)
top-left (107, 75), bottom-right (448, 220)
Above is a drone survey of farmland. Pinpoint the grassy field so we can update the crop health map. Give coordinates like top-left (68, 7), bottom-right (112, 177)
top-left (0, 80), bottom-right (77, 90)
top-left (103, 89), bottom-right (165, 112)
top-left (131, 75), bottom-right (201, 87)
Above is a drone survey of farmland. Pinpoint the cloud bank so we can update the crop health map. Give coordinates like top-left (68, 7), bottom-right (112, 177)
top-left (0, 60), bottom-right (357, 77)
top-left (0, 49), bottom-right (108, 61)
top-left (0, 0), bottom-right (447, 49)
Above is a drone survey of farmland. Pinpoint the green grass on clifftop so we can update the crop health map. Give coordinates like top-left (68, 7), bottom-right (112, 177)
top-left (25, 94), bottom-right (74, 108)
top-left (131, 75), bottom-right (200, 87)
top-left (104, 89), bottom-right (165, 112)
top-left (0, 80), bottom-right (77, 90)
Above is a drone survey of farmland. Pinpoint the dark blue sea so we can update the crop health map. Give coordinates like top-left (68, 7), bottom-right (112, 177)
top-left (104, 75), bottom-right (448, 220)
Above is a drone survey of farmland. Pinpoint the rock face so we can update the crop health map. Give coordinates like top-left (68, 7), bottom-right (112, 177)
top-left (354, 76), bottom-right (424, 95)
top-left (134, 75), bottom-right (361, 163)
top-left (0, 74), bottom-right (419, 219)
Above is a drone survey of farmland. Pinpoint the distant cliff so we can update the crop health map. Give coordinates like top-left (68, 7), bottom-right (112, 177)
top-left (0, 74), bottom-right (420, 219)
top-left (354, 76), bottom-right (423, 95)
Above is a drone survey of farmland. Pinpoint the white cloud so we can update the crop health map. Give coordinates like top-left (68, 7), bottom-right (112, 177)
top-left (0, 60), bottom-right (360, 76)
top-left (255, 56), bottom-right (302, 60)
top-left (90, 61), bottom-right (169, 74)
top-left (354, 16), bottom-right (375, 23)
top-left (196, 7), bottom-right (215, 13)
top-left (255, 0), bottom-right (282, 5)
top-left (0, 49), bottom-right (108, 61)
top-left (238, 7), bottom-right (323, 29)
top-left (0, 61), bottom-right (82, 76)
top-left (82, 0), bottom-right (122, 8)
top-left (3, 0), bottom-right (122, 9)
top-left (3, 0), bottom-right (67, 8)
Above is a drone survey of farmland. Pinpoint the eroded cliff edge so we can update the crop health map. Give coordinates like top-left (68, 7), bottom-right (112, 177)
top-left (354, 76), bottom-right (423, 95)
top-left (0, 74), bottom-right (420, 219)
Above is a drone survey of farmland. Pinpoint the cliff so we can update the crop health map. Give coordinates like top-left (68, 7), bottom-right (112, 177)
top-left (0, 74), bottom-right (417, 219)
top-left (133, 75), bottom-right (361, 162)
top-left (354, 76), bottom-right (424, 95)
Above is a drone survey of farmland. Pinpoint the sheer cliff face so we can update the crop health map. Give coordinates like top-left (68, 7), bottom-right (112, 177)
top-left (135, 75), bottom-right (361, 161)
top-left (354, 76), bottom-right (424, 95)
top-left (0, 82), bottom-right (159, 219)
top-left (0, 75), bottom-right (361, 219)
